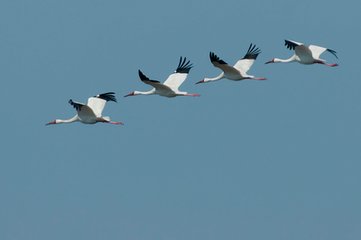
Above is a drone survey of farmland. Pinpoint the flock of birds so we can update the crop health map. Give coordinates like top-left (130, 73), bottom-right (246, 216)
top-left (46, 39), bottom-right (338, 126)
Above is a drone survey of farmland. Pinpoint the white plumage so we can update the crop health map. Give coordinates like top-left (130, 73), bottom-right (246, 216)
top-left (46, 92), bottom-right (123, 125)
top-left (124, 57), bottom-right (200, 98)
top-left (196, 44), bottom-right (266, 84)
top-left (265, 39), bottom-right (338, 67)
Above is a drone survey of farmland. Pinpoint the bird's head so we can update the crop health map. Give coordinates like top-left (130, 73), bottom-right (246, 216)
top-left (265, 58), bottom-right (275, 64)
top-left (124, 91), bottom-right (135, 97)
top-left (46, 120), bottom-right (58, 125)
top-left (195, 79), bottom-right (205, 84)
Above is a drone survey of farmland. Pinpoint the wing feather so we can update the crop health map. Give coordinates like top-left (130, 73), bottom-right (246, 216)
top-left (242, 43), bottom-right (261, 60)
top-left (138, 69), bottom-right (173, 92)
top-left (326, 48), bottom-right (338, 59)
top-left (209, 52), bottom-right (240, 76)
top-left (284, 39), bottom-right (303, 50)
top-left (95, 92), bottom-right (117, 102)
top-left (68, 99), bottom-right (84, 112)
top-left (69, 99), bottom-right (96, 120)
top-left (234, 44), bottom-right (261, 74)
top-left (87, 92), bottom-right (117, 117)
top-left (309, 45), bottom-right (338, 59)
top-left (163, 57), bottom-right (193, 91)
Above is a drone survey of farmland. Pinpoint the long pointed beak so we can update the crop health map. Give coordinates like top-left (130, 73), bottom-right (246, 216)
top-left (265, 60), bottom-right (273, 64)
top-left (195, 80), bottom-right (205, 84)
top-left (124, 92), bottom-right (134, 97)
top-left (46, 120), bottom-right (56, 126)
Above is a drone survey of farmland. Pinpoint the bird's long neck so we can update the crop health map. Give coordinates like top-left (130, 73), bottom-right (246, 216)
top-left (177, 91), bottom-right (200, 97)
top-left (274, 55), bottom-right (297, 63)
top-left (135, 89), bottom-right (155, 95)
top-left (204, 73), bottom-right (224, 83)
top-left (57, 115), bottom-right (79, 124)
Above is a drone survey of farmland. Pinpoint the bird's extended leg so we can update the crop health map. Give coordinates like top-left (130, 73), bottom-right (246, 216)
top-left (252, 77), bottom-right (267, 80)
top-left (324, 63), bottom-right (338, 67)
top-left (315, 60), bottom-right (338, 67)
top-left (106, 121), bottom-right (124, 125)
top-left (184, 93), bottom-right (201, 97)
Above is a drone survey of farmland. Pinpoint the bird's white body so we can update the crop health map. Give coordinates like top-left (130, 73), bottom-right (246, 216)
top-left (47, 92), bottom-right (122, 126)
top-left (266, 39), bottom-right (338, 66)
top-left (125, 57), bottom-right (200, 98)
top-left (197, 44), bottom-right (266, 84)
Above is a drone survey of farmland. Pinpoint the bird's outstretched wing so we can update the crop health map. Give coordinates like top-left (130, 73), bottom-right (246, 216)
top-left (285, 39), bottom-right (315, 61)
top-left (69, 99), bottom-right (96, 118)
top-left (209, 52), bottom-right (240, 76)
top-left (163, 57), bottom-right (193, 91)
top-left (309, 45), bottom-right (338, 60)
top-left (326, 48), bottom-right (338, 59)
top-left (138, 69), bottom-right (173, 92)
top-left (87, 92), bottom-right (117, 117)
top-left (284, 39), bottom-right (303, 50)
top-left (234, 44), bottom-right (261, 74)
top-left (96, 92), bottom-right (117, 102)
top-left (69, 99), bottom-right (84, 111)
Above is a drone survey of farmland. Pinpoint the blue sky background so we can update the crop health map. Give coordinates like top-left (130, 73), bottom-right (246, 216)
top-left (1, 0), bottom-right (360, 239)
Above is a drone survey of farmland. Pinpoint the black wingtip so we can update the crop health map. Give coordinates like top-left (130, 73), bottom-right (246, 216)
top-left (284, 39), bottom-right (299, 51)
top-left (138, 69), bottom-right (160, 83)
top-left (95, 92), bottom-right (117, 102)
top-left (243, 43), bottom-right (261, 60)
top-left (68, 99), bottom-right (82, 111)
top-left (209, 52), bottom-right (227, 64)
top-left (327, 48), bottom-right (338, 59)
top-left (176, 56), bottom-right (193, 73)
top-left (138, 69), bottom-right (150, 81)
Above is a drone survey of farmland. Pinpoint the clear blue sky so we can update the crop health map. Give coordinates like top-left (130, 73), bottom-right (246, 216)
top-left (1, 0), bottom-right (360, 239)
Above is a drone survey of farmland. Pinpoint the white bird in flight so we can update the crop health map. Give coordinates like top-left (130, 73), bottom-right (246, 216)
top-left (46, 92), bottom-right (123, 125)
top-left (124, 57), bottom-right (200, 98)
top-left (265, 39), bottom-right (338, 67)
top-left (196, 43), bottom-right (266, 84)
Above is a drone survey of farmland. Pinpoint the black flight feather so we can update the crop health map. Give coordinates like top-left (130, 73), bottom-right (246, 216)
top-left (327, 48), bottom-right (338, 59)
top-left (284, 40), bottom-right (300, 51)
top-left (209, 52), bottom-right (227, 64)
top-left (68, 99), bottom-right (83, 111)
top-left (243, 43), bottom-right (261, 60)
top-left (138, 70), bottom-right (160, 83)
top-left (175, 56), bottom-right (193, 73)
top-left (95, 92), bottom-right (117, 102)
